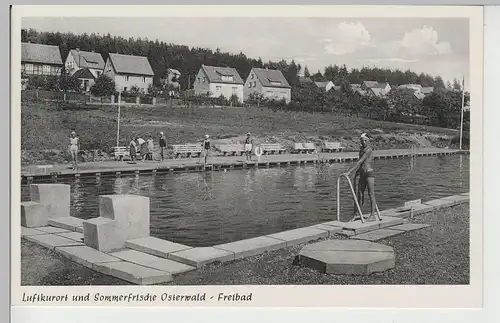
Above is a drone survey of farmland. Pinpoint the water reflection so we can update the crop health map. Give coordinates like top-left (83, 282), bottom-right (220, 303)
top-left (21, 155), bottom-right (470, 247)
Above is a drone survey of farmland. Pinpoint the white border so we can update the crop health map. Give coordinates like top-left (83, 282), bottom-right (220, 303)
top-left (11, 4), bottom-right (484, 310)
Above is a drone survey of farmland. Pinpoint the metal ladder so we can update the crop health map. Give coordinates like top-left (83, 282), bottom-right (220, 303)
top-left (336, 174), bottom-right (382, 223)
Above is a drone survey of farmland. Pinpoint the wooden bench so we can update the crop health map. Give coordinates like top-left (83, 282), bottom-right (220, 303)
top-left (113, 146), bottom-right (130, 161)
top-left (218, 144), bottom-right (245, 156)
top-left (294, 142), bottom-right (317, 154)
top-left (261, 143), bottom-right (286, 155)
top-left (172, 144), bottom-right (203, 158)
top-left (322, 142), bottom-right (345, 153)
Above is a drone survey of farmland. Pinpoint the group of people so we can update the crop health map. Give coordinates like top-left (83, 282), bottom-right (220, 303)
top-left (129, 132), bottom-right (168, 163)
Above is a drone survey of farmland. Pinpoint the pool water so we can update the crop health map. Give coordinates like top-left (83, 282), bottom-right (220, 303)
top-left (21, 154), bottom-right (469, 247)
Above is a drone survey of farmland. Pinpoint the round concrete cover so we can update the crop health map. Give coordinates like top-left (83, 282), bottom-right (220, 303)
top-left (297, 239), bottom-right (395, 275)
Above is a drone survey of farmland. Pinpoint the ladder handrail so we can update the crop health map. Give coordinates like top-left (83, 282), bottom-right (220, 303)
top-left (337, 173), bottom-right (365, 223)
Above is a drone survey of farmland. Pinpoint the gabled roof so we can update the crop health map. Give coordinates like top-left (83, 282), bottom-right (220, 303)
top-left (22, 42), bottom-right (63, 65)
top-left (370, 88), bottom-right (386, 97)
top-left (108, 53), bottom-right (154, 76)
top-left (299, 76), bottom-right (313, 83)
top-left (70, 49), bottom-right (105, 70)
top-left (314, 81), bottom-right (332, 88)
top-left (72, 68), bottom-right (95, 80)
top-left (168, 68), bottom-right (181, 75)
top-left (398, 84), bottom-right (422, 90)
top-left (421, 87), bottom-right (434, 94)
top-left (200, 65), bottom-right (244, 85)
top-left (252, 68), bottom-right (290, 89)
top-left (414, 92), bottom-right (425, 100)
top-left (363, 81), bottom-right (389, 89)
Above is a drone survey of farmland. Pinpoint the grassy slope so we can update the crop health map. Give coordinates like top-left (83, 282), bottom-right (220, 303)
top-left (21, 101), bottom-right (458, 164)
top-left (21, 203), bottom-right (469, 285)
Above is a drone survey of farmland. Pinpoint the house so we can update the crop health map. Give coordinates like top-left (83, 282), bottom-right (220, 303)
top-left (103, 53), bottom-right (154, 94)
top-left (244, 68), bottom-right (291, 103)
top-left (421, 87), bottom-right (434, 95)
top-left (72, 68), bottom-right (96, 93)
top-left (65, 49), bottom-right (105, 78)
top-left (350, 83), bottom-right (367, 96)
top-left (299, 76), bottom-right (314, 85)
top-left (21, 42), bottom-right (63, 76)
top-left (160, 68), bottom-right (181, 92)
top-left (193, 65), bottom-right (244, 102)
top-left (362, 81), bottom-right (391, 97)
top-left (314, 81), bottom-right (335, 92)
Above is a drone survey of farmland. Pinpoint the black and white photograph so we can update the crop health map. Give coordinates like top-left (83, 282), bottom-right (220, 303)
top-left (11, 5), bottom-right (483, 308)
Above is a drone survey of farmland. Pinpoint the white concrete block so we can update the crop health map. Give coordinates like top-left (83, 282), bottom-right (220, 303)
top-left (21, 201), bottom-right (47, 227)
top-left (30, 184), bottom-right (70, 219)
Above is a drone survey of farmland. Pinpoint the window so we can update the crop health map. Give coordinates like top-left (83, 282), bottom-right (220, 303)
top-left (25, 63), bottom-right (33, 72)
top-left (221, 75), bottom-right (233, 82)
top-left (232, 87), bottom-right (237, 94)
top-left (270, 81), bottom-right (282, 86)
top-left (203, 77), bottom-right (207, 83)
top-left (43, 65), bottom-right (50, 74)
top-left (248, 82), bottom-right (252, 88)
top-left (123, 87), bottom-right (127, 92)
top-left (124, 76), bottom-right (130, 81)
top-left (253, 81), bottom-right (257, 87)
top-left (197, 77), bottom-right (201, 83)
top-left (250, 74), bottom-right (254, 79)
top-left (142, 77), bottom-right (146, 83)
top-left (96, 71), bottom-right (101, 77)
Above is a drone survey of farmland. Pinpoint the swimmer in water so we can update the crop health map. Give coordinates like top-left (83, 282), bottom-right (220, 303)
top-left (343, 133), bottom-right (378, 221)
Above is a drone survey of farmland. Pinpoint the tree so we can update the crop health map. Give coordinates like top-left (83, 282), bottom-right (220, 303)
top-left (58, 73), bottom-right (81, 92)
top-left (303, 66), bottom-right (310, 77)
top-left (452, 78), bottom-right (462, 91)
top-left (90, 75), bottom-right (116, 97)
top-left (129, 85), bottom-right (141, 96)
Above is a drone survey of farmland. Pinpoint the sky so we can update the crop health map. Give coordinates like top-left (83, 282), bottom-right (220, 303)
top-left (22, 17), bottom-right (470, 89)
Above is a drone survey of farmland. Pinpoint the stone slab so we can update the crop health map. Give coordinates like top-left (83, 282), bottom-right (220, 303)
top-left (35, 226), bottom-right (71, 234)
top-left (93, 261), bottom-right (173, 285)
top-left (442, 195), bottom-right (470, 205)
top-left (30, 184), bottom-right (70, 219)
top-left (168, 247), bottom-right (235, 268)
top-left (389, 223), bottom-right (431, 232)
top-left (21, 201), bottom-right (47, 228)
top-left (266, 227), bottom-right (328, 247)
top-left (297, 240), bottom-right (395, 275)
top-left (320, 220), bottom-right (345, 228)
top-left (340, 220), bottom-right (380, 234)
top-left (110, 249), bottom-right (196, 275)
top-left (125, 237), bottom-right (192, 258)
top-left (48, 216), bottom-right (84, 232)
top-left (55, 245), bottom-right (121, 268)
top-left (21, 227), bottom-right (47, 237)
top-left (378, 216), bottom-right (404, 229)
top-left (25, 233), bottom-right (84, 250)
top-left (214, 236), bottom-right (286, 260)
top-left (351, 229), bottom-right (404, 241)
top-left (308, 224), bottom-right (343, 237)
top-left (394, 204), bottom-right (434, 217)
top-left (423, 198), bottom-right (457, 210)
top-left (56, 231), bottom-right (84, 242)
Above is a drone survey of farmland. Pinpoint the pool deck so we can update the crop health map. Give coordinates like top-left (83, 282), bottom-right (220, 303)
top-left (21, 147), bottom-right (468, 182)
top-left (22, 192), bottom-right (469, 285)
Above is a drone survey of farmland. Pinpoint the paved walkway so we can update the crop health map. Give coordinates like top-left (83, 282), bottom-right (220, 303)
top-left (22, 147), bottom-right (465, 179)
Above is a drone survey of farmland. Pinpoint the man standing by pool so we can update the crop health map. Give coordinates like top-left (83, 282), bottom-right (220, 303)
top-left (159, 132), bottom-right (167, 161)
top-left (343, 133), bottom-right (379, 222)
top-left (244, 132), bottom-right (253, 162)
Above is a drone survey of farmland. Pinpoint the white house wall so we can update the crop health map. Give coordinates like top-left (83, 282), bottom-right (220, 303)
top-left (209, 83), bottom-right (244, 102)
top-left (65, 52), bottom-right (103, 78)
top-left (261, 86), bottom-right (291, 103)
top-left (103, 58), bottom-right (152, 94)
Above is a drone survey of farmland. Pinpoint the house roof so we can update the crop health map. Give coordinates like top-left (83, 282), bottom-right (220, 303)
top-left (168, 68), bottom-right (181, 75)
top-left (353, 88), bottom-right (367, 96)
top-left (333, 85), bottom-right (341, 91)
top-left (21, 42), bottom-right (63, 65)
top-left (421, 87), bottom-right (434, 94)
top-left (200, 65), bottom-right (244, 85)
top-left (72, 68), bottom-right (95, 80)
top-left (252, 68), bottom-right (290, 89)
top-left (351, 83), bottom-right (362, 88)
top-left (108, 53), bottom-right (154, 76)
top-left (363, 81), bottom-right (389, 89)
top-left (299, 76), bottom-right (313, 83)
top-left (70, 49), bottom-right (105, 70)
top-left (398, 84), bottom-right (422, 90)
top-left (314, 81), bottom-right (332, 88)
top-left (414, 92), bottom-right (426, 100)
top-left (370, 88), bottom-right (386, 97)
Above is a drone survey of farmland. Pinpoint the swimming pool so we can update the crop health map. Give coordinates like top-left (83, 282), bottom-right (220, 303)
top-left (21, 154), bottom-right (469, 247)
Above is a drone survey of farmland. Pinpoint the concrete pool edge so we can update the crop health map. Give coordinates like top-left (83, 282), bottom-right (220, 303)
top-left (21, 192), bottom-right (469, 285)
top-left (21, 148), bottom-right (469, 183)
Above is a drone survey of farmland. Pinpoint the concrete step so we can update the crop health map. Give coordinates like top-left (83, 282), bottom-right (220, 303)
top-left (125, 236), bottom-right (192, 259)
top-left (48, 216), bottom-right (84, 233)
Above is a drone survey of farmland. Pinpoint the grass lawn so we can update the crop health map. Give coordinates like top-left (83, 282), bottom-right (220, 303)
top-left (21, 203), bottom-right (469, 286)
top-left (21, 101), bottom-right (458, 164)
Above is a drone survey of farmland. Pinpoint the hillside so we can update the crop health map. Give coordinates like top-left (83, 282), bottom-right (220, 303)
top-left (21, 101), bottom-right (460, 165)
